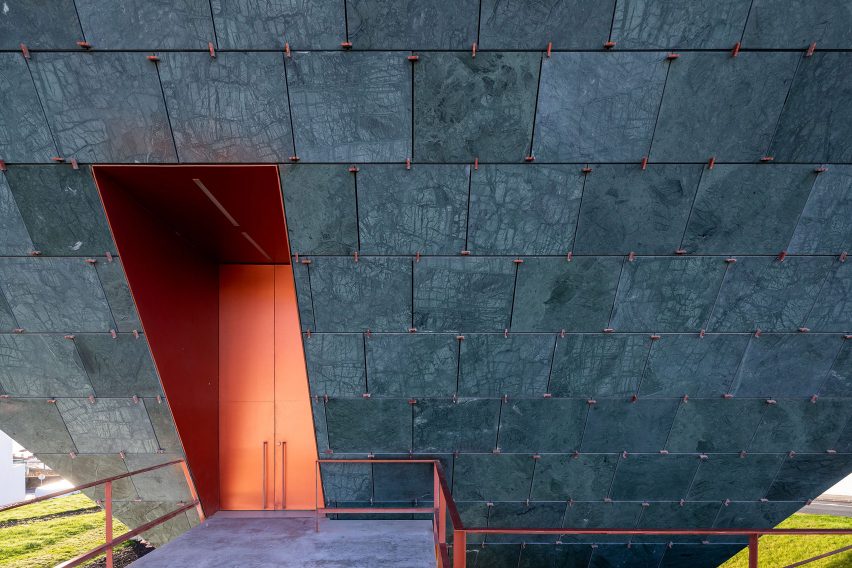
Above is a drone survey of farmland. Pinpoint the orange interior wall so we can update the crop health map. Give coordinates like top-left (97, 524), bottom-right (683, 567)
top-left (219, 264), bottom-right (321, 510)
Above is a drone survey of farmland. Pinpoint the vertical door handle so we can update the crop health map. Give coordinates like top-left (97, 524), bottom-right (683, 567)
top-left (281, 442), bottom-right (287, 509)
top-left (262, 441), bottom-right (268, 510)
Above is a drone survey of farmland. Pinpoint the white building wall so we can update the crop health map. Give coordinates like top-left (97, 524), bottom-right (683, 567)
top-left (0, 429), bottom-right (26, 506)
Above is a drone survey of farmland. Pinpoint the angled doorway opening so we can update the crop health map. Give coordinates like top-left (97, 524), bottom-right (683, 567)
top-left (92, 165), bottom-right (320, 513)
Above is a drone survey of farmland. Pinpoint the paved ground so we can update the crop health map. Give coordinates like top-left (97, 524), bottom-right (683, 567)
top-left (130, 512), bottom-right (435, 567)
top-left (801, 500), bottom-right (852, 518)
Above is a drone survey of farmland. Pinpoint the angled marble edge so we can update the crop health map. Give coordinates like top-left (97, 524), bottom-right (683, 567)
top-left (534, 52), bottom-right (668, 162)
top-left (158, 52), bottom-right (295, 163)
top-left (0, 54), bottom-right (57, 162)
top-left (28, 51), bottom-right (177, 163)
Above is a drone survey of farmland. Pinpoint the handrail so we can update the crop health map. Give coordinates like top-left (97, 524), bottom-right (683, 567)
top-left (315, 458), bottom-right (852, 568)
top-left (0, 459), bottom-right (184, 513)
top-left (0, 458), bottom-right (203, 568)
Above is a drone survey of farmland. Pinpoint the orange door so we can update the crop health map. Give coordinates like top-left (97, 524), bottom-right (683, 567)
top-left (219, 264), bottom-right (321, 510)
top-left (219, 265), bottom-right (275, 510)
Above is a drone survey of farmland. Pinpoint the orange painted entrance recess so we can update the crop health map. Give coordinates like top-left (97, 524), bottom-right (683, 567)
top-left (219, 264), bottom-right (320, 510)
top-left (93, 165), bottom-right (320, 514)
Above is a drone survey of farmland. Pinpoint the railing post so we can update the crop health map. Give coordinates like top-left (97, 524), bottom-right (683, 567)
top-left (104, 480), bottom-right (113, 568)
top-left (315, 460), bottom-right (320, 532)
top-left (748, 533), bottom-right (759, 568)
top-left (178, 460), bottom-right (205, 522)
top-left (453, 530), bottom-right (466, 568)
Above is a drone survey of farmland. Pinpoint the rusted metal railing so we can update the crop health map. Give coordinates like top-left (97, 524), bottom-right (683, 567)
top-left (0, 458), bottom-right (204, 568)
top-left (316, 458), bottom-right (852, 568)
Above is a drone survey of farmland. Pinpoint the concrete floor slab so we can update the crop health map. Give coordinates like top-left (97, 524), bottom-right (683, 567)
top-left (131, 514), bottom-right (435, 567)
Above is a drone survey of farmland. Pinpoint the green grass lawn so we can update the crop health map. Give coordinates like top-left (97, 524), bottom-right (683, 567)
top-left (721, 514), bottom-right (852, 568)
top-left (0, 494), bottom-right (130, 568)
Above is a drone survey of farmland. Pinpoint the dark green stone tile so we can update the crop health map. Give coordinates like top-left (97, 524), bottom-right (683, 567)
top-left (310, 256), bottom-right (411, 332)
top-left (211, 0), bottom-right (344, 49)
top-left (29, 52), bottom-right (177, 163)
top-left (0, 1), bottom-right (81, 49)
top-left (581, 399), bottom-right (680, 453)
top-left (325, 398), bottom-right (411, 452)
top-left (473, 543), bottom-right (522, 566)
top-left (372, 459), bottom-right (437, 502)
top-left (708, 257), bottom-right (834, 332)
top-left (486, 503), bottom-right (566, 544)
top-left (357, 164), bottom-right (469, 255)
top-left (530, 453), bottom-right (619, 501)
top-left (366, 333), bottom-right (457, 397)
top-left (612, 0), bottom-right (750, 49)
top-left (766, 454), bottom-right (852, 501)
top-left (5, 166), bottom-right (113, 256)
top-left (610, 454), bottom-right (700, 501)
top-left (562, 502), bottom-right (644, 544)
top-left (681, 165), bottom-right (817, 255)
top-left (347, 0), bottom-right (478, 49)
top-left (95, 259), bottom-right (141, 332)
top-left (124, 453), bottom-right (192, 501)
top-left (0, 398), bottom-right (76, 453)
top-left (0, 292), bottom-right (15, 332)
top-left (610, 454), bottom-right (700, 500)
top-left (413, 399), bottom-right (501, 452)
top-left (807, 261), bottom-right (852, 333)
top-left (634, 502), bottom-right (722, 544)
top-left (820, 341), bottom-right (852, 397)
top-left (713, 501), bottom-right (803, 532)
top-left (519, 543), bottom-right (594, 568)
top-left (413, 257), bottom-right (516, 332)
top-left (512, 257), bottom-right (622, 333)
top-left (75, 0), bottom-right (213, 49)
top-left (40, 453), bottom-right (137, 501)
top-left (640, 334), bottom-right (749, 398)
top-left (0, 54), bottom-right (56, 162)
top-left (666, 399), bottom-right (766, 453)
top-left (312, 399), bottom-right (330, 454)
top-left (732, 334), bottom-right (842, 397)
top-left (458, 333), bottom-right (554, 397)
top-left (0, 173), bottom-right (33, 255)
top-left (770, 53), bottom-right (852, 162)
top-left (0, 258), bottom-right (114, 332)
top-left (452, 453), bottom-right (535, 501)
top-left (281, 165), bottom-right (358, 255)
top-left (143, 398), bottom-right (181, 453)
top-left (750, 399), bottom-right (852, 453)
top-left (650, 53), bottom-right (798, 162)
top-left (74, 333), bottom-right (160, 398)
top-left (455, 501), bottom-right (489, 539)
top-left (292, 260), bottom-right (315, 331)
top-left (479, 0), bottom-right (614, 49)
top-left (743, 0), bottom-right (852, 48)
top-left (549, 334), bottom-right (650, 397)
top-left (574, 165), bottom-right (702, 255)
top-left (159, 52), bottom-right (294, 162)
top-left (56, 398), bottom-right (159, 454)
top-left (789, 167), bottom-right (852, 254)
top-left (0, 334), bottom-right (92, 397)
top-left (287, 52), bottom-right (410, 162)
top-left (320, 461), bottom-right (372, 502)
top-left (659, 544), bottom-right (743, 568)
top-left (688, 453), bottom-right (785, 501)
top-left (591, 543), bottom-right (666, 567)
top-left (498, 399), bottom-right (587, 453)
top-left (610, 257), bottom-right (727, 332)
top-left (468, 165), bottom-right (584, 255)
top-left (535, 52), bottom-right (668, 162)
top-left (304, 334), bottom-right (366, 397)
top-left (414, 52), bottom-right (540, 162)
